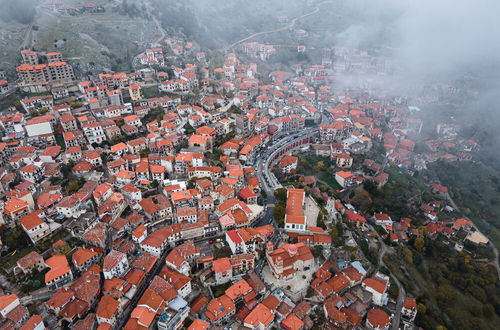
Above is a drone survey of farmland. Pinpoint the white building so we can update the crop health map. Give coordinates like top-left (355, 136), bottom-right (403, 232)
top-left (362, 273), bottom-right (389, 306)
top-left (19, 211), bottom-right (52, 244)
top-left (103, 250), bottom-right (129, 279)
top-left (82, 122), bottom-right (106, 144)
top-left (225, 229), bottom-right (256, 255)
top-left (284, 189), bottom-right (307, 232)
top-left (0, 294), bottom-right (20, 318)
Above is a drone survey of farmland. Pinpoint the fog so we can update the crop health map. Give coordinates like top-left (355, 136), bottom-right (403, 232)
top-left (332, 0), bottom-right (500, 166)
top-left (347, 0), bottom-right (499, 78)
top-left (4, 0), bottom-right (499, 106)
top-left (0, 0), bottom-right (38, 24)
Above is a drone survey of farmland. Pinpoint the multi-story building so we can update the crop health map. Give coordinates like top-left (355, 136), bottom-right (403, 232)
top-left (45, 255), bottom-right (73, 289)
top-left (82, 121), bottom-right (106, 144)
top-left (284, 189), bottom-right (307, 232)
top-left (103, 250), bottom-right (129, 279)
top-left (17, 61), bottom-right (75, 92)
top-left (19, 210), bottom-right (52, 244)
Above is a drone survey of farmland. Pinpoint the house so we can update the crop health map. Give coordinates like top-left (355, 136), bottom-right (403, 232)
top-left (165, 249), bottom-right (190, 276)
top-left (115, 170), bottom-right (135, 186)
top-left (19, 164), bottom-right (43, 183)
top-left (45, 288), bottom-right (74, 315)
top-left (176, 206), bottom-right (198, 223)
top-left (80, 222), bottom-right (107, 248)
top-left (198, 196), bottom-right (214, 212)
top-left (323, 294), bottom-right (350, 327)
top-left (93, 183), bottom-right (114, 206)
top-left (372, 213), bottom-right (393, 232)
top-left (3, 197), bottom-right (31, 223)
top-left (374, 172), bottom-right (389, 188)
top-left (121, 183), bottom-right (142, 202)
top-left (56, 195), bottom-right (83, 218)
top-left (139, 194), bottom-right (173, 223)
top-left (19, 314), bottom-right (45, 330)
top-left (103, 250), bottom-right (129, 279)
top-left (72, 247), bottom-right (100, 273)
top-left (335, 171), bottom-right (355, 188)
top-left (124, 114), bottom-right (142, 127)
top-left (226, 228), bottom-right (256, 254)
top-left (188, 134), bottom-right (212, 152)
top-left (279, 155), bottom-right (298, 173)
top-left (131, 253), bottom-right (158, 276)
top-left (132, 224), bottom-right (148, 244)
top-left (281, 313), bottom-right (304, 330)
top-left (239, 187), bottom-right (258, 205)
top-left (284, 189), bottom-right (307, 232)
top-left (160, 265), bottom-right (192, 298)
top-left (212, 258), bottom-right (232, 285)
top-left (127, 137), bottom-right (148, 154)
top-left (0, 294), bottom-right (20, 318)
top-left (244, 303), bottom-right (274, 329)
top-left (452, 218), bottom-right (473, 231)
top-left (188, 320), bottom-right (210, 330)
top-left (45, 255), bottom-right (73, 289)
top-left (96, 295), bottom-right (121, 326)
top-left (140, 225), bottom-right (181, 256)
top-left (431, 184), bottom-right (449, 198)
top-left (60, 113), bottom-right (78, 131)
top-left (82, 121), bottom-right (106, 144)
top-left (150, 164), bottom-right (166, 182)
top-left (362, 274), bottom-right (389, 306)
top-left (402, 297), bottom-right (417, 322)
top-left (39, 145), bottom-right (61, 162)
top-left (16, 251), bottom-right (45, 275)
top-left (129, 84), bottom-right (142, 101)
top-left (296, 228), bottom-right (333, 248)
top-left (205, 295), bottom-right (235, 325)
top-left (19, 210), bottom-right (52, 244)
top-left (63, 132), bottom-right (79, 148)
top-left (365, 308), bottom-right (391, 330)
top-left (72, 161), bottom-right (93, 177)
top-left (336, 152), bottom-right (353, 168)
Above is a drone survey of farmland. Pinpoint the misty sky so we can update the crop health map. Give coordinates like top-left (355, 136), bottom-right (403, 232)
top-left (337, 0), bottom-right (500, 80)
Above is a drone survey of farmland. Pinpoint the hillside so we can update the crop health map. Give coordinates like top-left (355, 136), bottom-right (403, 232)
top-left (0, 0), bottom-right (162, 74)
top-left (151, 0), bottom-right (310, 49)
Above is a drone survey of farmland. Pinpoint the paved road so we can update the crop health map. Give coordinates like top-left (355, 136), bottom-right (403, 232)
top-left (21, 286), bottom-right (53, 305)
top-left (147, 2), bottom-right (167, 45)
top-left (223, 0), bottom-right (334, 52)
top-left (371, 233), bottom-right (406, 330)
top-left (252, 130), bottom-right (319, 230)
top-left (391, 274), bottom-right (406, 330)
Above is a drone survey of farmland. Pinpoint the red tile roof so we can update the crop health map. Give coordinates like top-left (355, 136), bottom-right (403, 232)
top-left (366, 308), bottom-right (390, 328)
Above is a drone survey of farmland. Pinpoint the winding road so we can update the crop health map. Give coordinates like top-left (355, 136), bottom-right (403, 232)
top-left (223, 0), bottom-right (334, 52)
top-left (373, 235), bottom-right (406, 330)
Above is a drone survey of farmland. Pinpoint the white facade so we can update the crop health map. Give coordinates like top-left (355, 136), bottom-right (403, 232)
top-left (103, 253), bottom-right (129, 279)
top-left (178, 281), bottom-right (192, 298)
top-left (0, 295), bottom-right (20, 317)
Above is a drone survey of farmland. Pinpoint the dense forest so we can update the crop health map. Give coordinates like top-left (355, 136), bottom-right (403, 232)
top-left (386, 239), bottom-right (500, 330)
